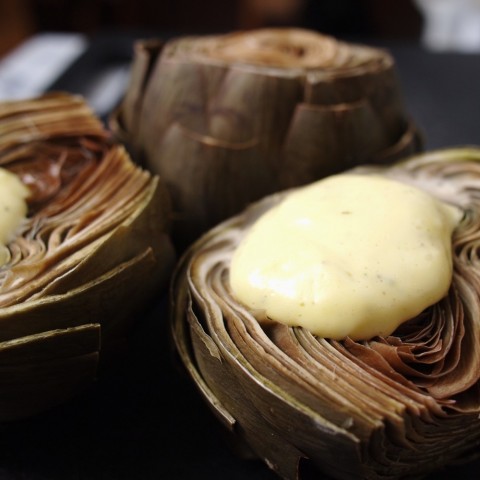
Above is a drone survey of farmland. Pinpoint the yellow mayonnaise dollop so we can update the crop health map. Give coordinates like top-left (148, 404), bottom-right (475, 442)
top-left (0, 168), bottom-right (29, 266)
top-left (229, 174), bottom-right (462, 340)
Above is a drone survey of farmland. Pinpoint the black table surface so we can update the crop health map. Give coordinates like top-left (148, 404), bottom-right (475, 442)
top-left (2, 32), bottom-right (480, 480)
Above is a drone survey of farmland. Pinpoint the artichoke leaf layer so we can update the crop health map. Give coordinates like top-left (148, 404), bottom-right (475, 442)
top-left (171, 148), bottom-right (480, 480)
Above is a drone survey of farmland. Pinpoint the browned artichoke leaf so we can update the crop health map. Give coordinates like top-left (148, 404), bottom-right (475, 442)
top-left (0, 324), bottom-right (99, 421)
top-left (427, 274), bottom-right (480, 402)
top-left (149, 122), bottom-right (274, 243)
top-left (0, 93), bottom-right (107, 150)
top-left (280, 100), bottom-right (388, 186)
top-left (115, 39), bottom-right (165, 144)
top-left (36, 224), bottom-right (173, 301)
top-left (0, 323), bottom-right (99, 364)
top-left (0, 246), bottom-right (160, 343)
top-left (5, 175), bottom-right (173, 302)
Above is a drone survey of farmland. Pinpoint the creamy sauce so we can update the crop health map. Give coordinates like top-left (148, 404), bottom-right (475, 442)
top-left (229, 174), bottom-right (462, 340)
top-left (0, 168), bottom-right (29, 266)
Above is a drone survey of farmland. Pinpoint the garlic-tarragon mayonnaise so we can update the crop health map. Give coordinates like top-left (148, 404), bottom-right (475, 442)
top-left (0, 168), bottom-right (29, 266)
top-left (229, 174), bottom-right (462, 340)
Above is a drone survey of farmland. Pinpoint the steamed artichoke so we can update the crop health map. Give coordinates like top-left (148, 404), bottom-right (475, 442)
top-left (111, 28), bottom-right (422, 248)
top-left (0, 93), bottom-right (175, 421)
top-left (171, 147), bottom-right (480, 479)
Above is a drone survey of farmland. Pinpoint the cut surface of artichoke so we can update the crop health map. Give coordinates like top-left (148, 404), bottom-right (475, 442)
top-left (111, 27), bottom-right (422, 248)
top-left (0, 93), bottom-right (175, 421)
top-left (171, 147), bottom-right (480, 480)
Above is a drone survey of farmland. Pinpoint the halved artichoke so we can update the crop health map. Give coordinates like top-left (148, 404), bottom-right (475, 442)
top-left (0, 93), bottom-right (175, 421)
top-left (111, 28), bottom-right (422, 248)
top-left (170, 147), bottom-right (480, 479)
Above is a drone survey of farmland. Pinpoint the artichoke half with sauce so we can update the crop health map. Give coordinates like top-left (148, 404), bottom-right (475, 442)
top-left (0, 93), bottom-right (175, 421)
top-left (170, 147), bottom-right (480, 479)
top-left (111, 28), bottom-right (422, 248)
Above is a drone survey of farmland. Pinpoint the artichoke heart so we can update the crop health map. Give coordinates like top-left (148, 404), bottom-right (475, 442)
top-left (171, 147), bottom-right (480, 479)
top-left (0, 93), bottom-right (175, 421)
top-left (111, 27), bottom-right (422, 248)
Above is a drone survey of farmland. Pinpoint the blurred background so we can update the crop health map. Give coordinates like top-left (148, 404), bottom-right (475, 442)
top-left (0, 0), bottom-right (424, 59)
top-left (0, 0), bottom-right (479, 143)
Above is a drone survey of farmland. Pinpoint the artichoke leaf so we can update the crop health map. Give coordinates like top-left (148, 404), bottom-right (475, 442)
top-left (0, 323), bottom-right (100, 364)
top-left (0, 324), bottom-right (99, 421)
top-left (0, 246), bottom-right (160, 343)
top-left (0, 93), bottom-right (107, 148)
top-left (115, 40), bottom-right (165, 144)
top-left (280, 100), bottom-right (388, 186)
top-left (171, 263), bottom-right (238, 431)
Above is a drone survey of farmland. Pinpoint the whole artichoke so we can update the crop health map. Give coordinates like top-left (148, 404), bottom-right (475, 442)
top-left (111, 28), bottom-right (422, 248)
top-left (170, 147), bottom-right (480, 479)
top-left (0, 93), bottom-right (175, 421)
